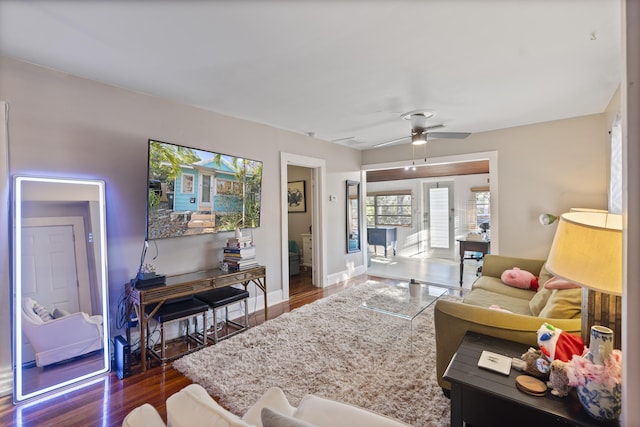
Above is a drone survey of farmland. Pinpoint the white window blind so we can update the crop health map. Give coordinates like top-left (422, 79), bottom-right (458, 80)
top-left (430, 187), bottom-right (449, 248)
top-left (610, 114), bottom-right (622, 214)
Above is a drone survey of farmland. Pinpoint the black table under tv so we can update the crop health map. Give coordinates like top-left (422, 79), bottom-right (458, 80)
top-left (127, 266), bottom-right (266, 372)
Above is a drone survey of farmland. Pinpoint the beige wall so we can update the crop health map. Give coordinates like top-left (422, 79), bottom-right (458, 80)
top-left (0, 56), bottom-right (362, 384)
top-left (363, 114), bottom-right (611, 259)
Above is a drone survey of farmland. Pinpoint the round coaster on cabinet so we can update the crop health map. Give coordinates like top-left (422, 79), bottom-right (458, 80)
top-left (516, 375), bottom-right (547, 396)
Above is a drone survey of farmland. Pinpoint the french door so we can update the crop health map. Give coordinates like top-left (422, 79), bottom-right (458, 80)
top-left (421, 181), bottom-right (455, 258)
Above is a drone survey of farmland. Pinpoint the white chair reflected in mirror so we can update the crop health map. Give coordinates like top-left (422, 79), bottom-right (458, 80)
top-left (13, 176), bottom-right (110, 402)
top-left (21, 297), bottom-right (103, 367)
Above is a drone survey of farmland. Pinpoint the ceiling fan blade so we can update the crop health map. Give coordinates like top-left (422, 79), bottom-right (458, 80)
top-left (372, 136), bottom-right (410, 148)
top-left (427, 132), bottom-right (471, 139)
top-left (424, 124), bottom-right (445, 132)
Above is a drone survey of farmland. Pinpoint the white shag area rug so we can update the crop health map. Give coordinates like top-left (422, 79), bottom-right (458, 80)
top-left (173, 281), bottom-right (457, 426)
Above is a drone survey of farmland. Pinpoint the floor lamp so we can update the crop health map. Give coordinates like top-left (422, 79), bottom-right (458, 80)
top-left (544, 211), bottom-right (622, 346)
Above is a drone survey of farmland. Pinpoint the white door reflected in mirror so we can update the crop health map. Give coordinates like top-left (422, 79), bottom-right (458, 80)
top-left (12, 176), bottom-right (110, 402)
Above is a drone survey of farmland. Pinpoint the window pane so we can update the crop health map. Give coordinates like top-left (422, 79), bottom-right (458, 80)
top-left (476, 191), bottom-right (490, 229)
top-left (182, 174), bottom-right (194, 193)
top-left (367, 193), bottom-right (412, 226)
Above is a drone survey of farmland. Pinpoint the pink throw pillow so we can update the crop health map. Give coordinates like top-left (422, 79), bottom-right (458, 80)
top-left (543, 276), bottom-right (581, 290)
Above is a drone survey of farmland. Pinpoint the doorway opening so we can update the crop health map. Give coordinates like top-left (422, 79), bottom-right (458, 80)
top-left (286, 165), bottom-right (314, 296)
top-left (280, 153), bottom-right (326, 301)
top-left (363, 151), bottom-right (498, 287)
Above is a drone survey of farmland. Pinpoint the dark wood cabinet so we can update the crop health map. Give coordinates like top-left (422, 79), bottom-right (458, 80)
top-left (443, 332), bottom-right (619, 427)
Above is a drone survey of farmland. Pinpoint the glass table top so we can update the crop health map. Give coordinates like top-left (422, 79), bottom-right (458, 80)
top-left (361, 282), bottom-right (448, 320)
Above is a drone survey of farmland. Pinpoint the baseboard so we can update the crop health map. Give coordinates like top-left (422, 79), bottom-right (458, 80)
top-left (0, 365), bottom-right (13, 397)
top-left (327, 264), bottom-right (367, 286)
top-left (245, 288), bottom-right (283, 314)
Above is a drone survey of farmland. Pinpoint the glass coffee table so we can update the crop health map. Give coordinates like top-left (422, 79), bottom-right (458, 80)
top-left (361, 282), bottom-right (448, 354)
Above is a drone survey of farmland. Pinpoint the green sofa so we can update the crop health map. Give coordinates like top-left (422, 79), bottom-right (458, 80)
top-left (434, 254), bottom-right (583, 392)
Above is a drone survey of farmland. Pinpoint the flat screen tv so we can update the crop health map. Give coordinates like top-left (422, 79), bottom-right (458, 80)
top-left (146, 139), bottom-right (262, 240)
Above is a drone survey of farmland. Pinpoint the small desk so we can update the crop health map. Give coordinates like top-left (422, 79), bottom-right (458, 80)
top-left (457, 238), bottom-right (490, 285)
top-left (443, 332), bottom-right (618, 427)
top-left (127, 266), bottom-right (266, 372)
top-left (367, 227), bottom-right (398, 257)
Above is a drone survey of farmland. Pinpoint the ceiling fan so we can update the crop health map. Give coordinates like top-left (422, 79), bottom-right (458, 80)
top-left (373, 110), bottom-right (471, 148)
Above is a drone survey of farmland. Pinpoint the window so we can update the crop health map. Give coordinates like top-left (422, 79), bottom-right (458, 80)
top-left (610, 114), bottom-right (622, 214)
top-left (366, 191), bottom-right (412, 227)
top-left (181, 173), bottom-right (194, 193)
top-left (468, 188), bottom-right (490, 231)
top-left (216, 178), bottom-right (242, 195)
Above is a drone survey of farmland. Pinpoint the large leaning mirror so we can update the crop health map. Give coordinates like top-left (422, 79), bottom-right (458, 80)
top-left (346, 180), bottom-right (361, 253)
top-left (12, 176), bottom-right (110, 402)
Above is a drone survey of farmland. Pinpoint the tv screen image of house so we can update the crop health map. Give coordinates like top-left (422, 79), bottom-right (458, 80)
top-left (147, 139), bottom-right (262, 240)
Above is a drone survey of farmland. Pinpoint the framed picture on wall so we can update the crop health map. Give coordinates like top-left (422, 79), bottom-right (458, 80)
top-left (288, 180), bottom-right (306, 213)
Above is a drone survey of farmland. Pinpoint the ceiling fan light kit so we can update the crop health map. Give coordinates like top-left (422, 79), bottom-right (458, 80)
top-left (411, 131), bottom-right (428, 145)
top-left (372, 109), bottom-right (471, 148)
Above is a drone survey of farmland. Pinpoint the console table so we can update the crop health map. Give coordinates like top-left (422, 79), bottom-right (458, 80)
top-left (367, 227), bottom-right (398, 257)
top-left (457, 238), bottom-right (490, 285)
top-left (443, 331), bottom-right (618, 427)
top-left (127, 266), bottom-right (266, 372)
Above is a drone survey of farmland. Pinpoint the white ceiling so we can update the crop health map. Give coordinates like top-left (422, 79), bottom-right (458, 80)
top-left (0, 1), bottom-right (622, 150)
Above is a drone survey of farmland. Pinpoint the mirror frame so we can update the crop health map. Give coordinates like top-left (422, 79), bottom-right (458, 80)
top-left (346, 180), bottom-right (361, 253)
top-left (12, 176), bottom-right (110, 402)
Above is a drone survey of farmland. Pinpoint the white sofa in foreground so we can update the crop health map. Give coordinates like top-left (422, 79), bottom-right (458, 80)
top-left (123, 383), bottom-right (410, 427)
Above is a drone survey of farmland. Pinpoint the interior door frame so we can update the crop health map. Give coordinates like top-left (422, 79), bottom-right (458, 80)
top-left (280, 153), bottom-right (327, 299)
top-left (363, 151), bottom-right (499, 256)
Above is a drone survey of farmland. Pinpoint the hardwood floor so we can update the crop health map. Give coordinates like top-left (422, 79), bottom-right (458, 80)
top-left (0, 273), bottom-right (378, 427)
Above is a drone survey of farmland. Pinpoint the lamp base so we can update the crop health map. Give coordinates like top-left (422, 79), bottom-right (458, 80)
top-left (582, 289), bottom-right (622, 347)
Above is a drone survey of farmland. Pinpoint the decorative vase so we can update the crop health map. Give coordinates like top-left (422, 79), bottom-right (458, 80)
top-left (586, 325), bottom-right (614, 365)
top-left (576, 325), bottom-right (621, 421)
top-left (408, 278), bottom-right (421, 298)
top-left (576, 379), bottom-right (622, 421)
top-left (234, 227), bottom-right (242, 239)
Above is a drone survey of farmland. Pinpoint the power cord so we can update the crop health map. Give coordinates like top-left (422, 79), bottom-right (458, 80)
top-left (115, 283), bottom-right (130, 330)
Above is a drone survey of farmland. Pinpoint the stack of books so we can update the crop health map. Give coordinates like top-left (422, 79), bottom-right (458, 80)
top-left (223, 236), bottom-right (258, 271)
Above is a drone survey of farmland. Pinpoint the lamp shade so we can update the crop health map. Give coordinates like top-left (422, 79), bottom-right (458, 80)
top-left (569, 207), bottom-right (609, 213)
top-left (546, 212), bottom-right (622, 296)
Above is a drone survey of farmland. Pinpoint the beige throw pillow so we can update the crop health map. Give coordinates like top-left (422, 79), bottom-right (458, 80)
top-left (538, 288), bottom-right (582, 319)
top-left (529, 287), bottom-right (552, 316)
top-left (538, 263), bottom-right (554, 290)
